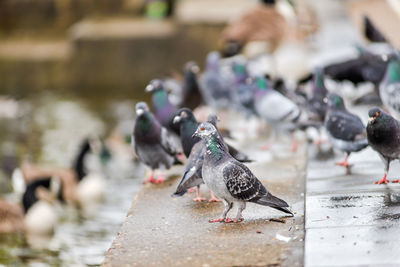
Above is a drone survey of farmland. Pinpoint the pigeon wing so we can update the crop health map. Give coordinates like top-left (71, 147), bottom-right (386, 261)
top-left (160, 127), bottom-right (178, 156)
top-left (326, 111), bottom-right (365, 141)
top-left (222, 161), bottom-right (267, 201)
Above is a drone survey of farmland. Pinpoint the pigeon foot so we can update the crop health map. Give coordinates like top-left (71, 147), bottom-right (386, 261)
top-left (291, 139), bottom-right (298, 153)
top-left (260, 143), bottom-right (271, 150)
top-left (154, 177), bottom-right (165, 184)
top-left (208, 197), bottom-right (222, 202)
top-left (177, 153), bottom-right (186, 162)
top-left (193, 197), bottom-right (207, 202)
top-left (209, 218), bottom-right (225, 223)
top-left (224, 218), bottom-right (243, 223)
top-left (143, 176), bottom-right (157, 184)
top-left (335, 161), bottom-right (352, 168)
top-left (375, 175), bottom-right (389, 184)
top-left (392, 179), bottom-right (400, 183)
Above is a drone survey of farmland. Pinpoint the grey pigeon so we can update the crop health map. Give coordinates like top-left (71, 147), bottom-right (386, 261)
top-left (307, 68), bottom-right (328, 122)
top-left (145, 79), bottom-right (179, 134)
top-left (132, 102), bottom-right (181, 184)
top-left (181, 61), bottom-right (203, 110)
top-left (193, 122), bottom-right (292, 223)
top-left (367, 107), bottom-right (400, 184)
top-left (253, 76), bottom-right (301, 151)
top-left (172, 110), bottom-right (251, 202)
top-left (231, 62), bottom-right (256, 117)
top-left (379, 55), bottom-right (400, 119)
top-left (324, 93), bottom-right (368, 171)
top-left (199, 51), bottom-right (231, 110)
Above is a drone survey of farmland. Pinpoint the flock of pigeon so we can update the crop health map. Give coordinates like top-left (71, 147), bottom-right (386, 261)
top-left (132, 18), bottom-right (400, 223)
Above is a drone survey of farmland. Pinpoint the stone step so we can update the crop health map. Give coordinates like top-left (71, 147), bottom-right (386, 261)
top-left (102, 138), bottom-right (307, 266)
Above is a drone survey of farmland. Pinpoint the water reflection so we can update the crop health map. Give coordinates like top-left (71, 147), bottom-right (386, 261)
top-left (0, 93), bottom-right (144, 266)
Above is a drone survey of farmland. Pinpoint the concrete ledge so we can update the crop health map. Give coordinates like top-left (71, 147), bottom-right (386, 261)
top-left (103, 140), bottom-right (307, 266)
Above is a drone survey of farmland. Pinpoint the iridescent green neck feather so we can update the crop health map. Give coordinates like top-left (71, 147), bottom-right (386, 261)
top-left (388, 60), bottom-right (400, 83)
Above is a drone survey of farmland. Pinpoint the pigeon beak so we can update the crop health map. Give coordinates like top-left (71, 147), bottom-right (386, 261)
top-left (173, 115), bottom-right (181, 124)
top-left (192, 129), bottom-right (199, 138)
top-left (136, 109), bottom-right (144, 116)
top-left (368, 117), bottom-right (376, 123)
top-left (145, 84), bottom-right (154, 93)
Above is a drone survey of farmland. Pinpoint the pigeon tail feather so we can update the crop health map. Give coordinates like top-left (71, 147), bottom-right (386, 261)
top-left (252, 193), bottom-right (293, 215)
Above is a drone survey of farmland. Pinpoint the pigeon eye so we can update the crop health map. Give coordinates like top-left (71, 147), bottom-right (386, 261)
top-left (201, 127), bottom-right (205, 131)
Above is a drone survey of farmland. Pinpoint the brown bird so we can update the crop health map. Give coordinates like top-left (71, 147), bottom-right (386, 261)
top-left (220, 0), bottom-right (287, 57)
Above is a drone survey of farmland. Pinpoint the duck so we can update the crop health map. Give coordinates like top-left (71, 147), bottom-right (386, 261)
top-left (70, 137), bottom-right (107, 209)
top-left (0, 177), bottom-right (60, 235)
top-left (12, 137), bottom-right (108, 210)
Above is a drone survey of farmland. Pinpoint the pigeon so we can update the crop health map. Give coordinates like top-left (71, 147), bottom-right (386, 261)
top-left (307, 68), bottom-right (328, 122)
top-left (132, 102), bottom-right (181, 184)
top-left (145, 79), bottom-right (179, 134)
top-left (324, 93), bottom-right (368, 171)
top-left (367, 107), bottom-right (400, 184)
top-left (323, 50), bottom-right (389, 103)
top-left (379, 55), bottom-right (400, 119)
top-left (193, 122), bottom-right (292, 223)
top-left (172, 110), bottom-right (252, 202)
top-left (363, 16), bottom-right (387, 43)
top-left (199, 51), bottom-right (231, 110)
top-left (172, 108), bottom-right (252, 162)
top-left (231, 63), bottom-right (256, 117)
top-left (253, 76), bottom-right (301, 151)
top-left (181, 61), bottom-right (203, 110)
top-left (172, 140), bottom-right (208, 201)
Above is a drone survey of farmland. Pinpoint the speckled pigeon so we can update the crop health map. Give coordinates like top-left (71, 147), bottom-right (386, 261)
top-left (193, 122), bottom-right (292, 223)
top-left (367, 107), bottom-right (400, 184)
top-left (172, 109), bottom-right (252, 202)
top-left (132, 102), bottom-right (182, 184)
top-left (324, 93), bottom-right (368, 170)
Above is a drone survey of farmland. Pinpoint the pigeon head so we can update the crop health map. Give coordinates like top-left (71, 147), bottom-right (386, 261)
top-left (206, 51), bottom-right (221, 69)
top-left (135, 102), bottom-right (150, 116)
top-left (184, 61), bottom-right (200, 74)
top-left (172, 108), bottom-right (196, 125)
top-left (327, 93), bottom-right (345, 110)
top-left (207, 114), bottom-right (219, 126)
top-left (193, 122), bottom-right (218, 139)
top-left (368, 107), bottom-right (390, 125)
top-left (145, 79), bottom-right (164, 93)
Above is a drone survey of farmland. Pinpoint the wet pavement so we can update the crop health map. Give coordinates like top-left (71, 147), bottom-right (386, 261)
top-left (103, 137), bottom-right (307, 267)
top-left (305, 106), bottom-right (400, 266)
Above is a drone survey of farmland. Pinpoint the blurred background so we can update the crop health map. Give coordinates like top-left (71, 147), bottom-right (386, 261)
top-left (0, 0), bottom-right (399, 266)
